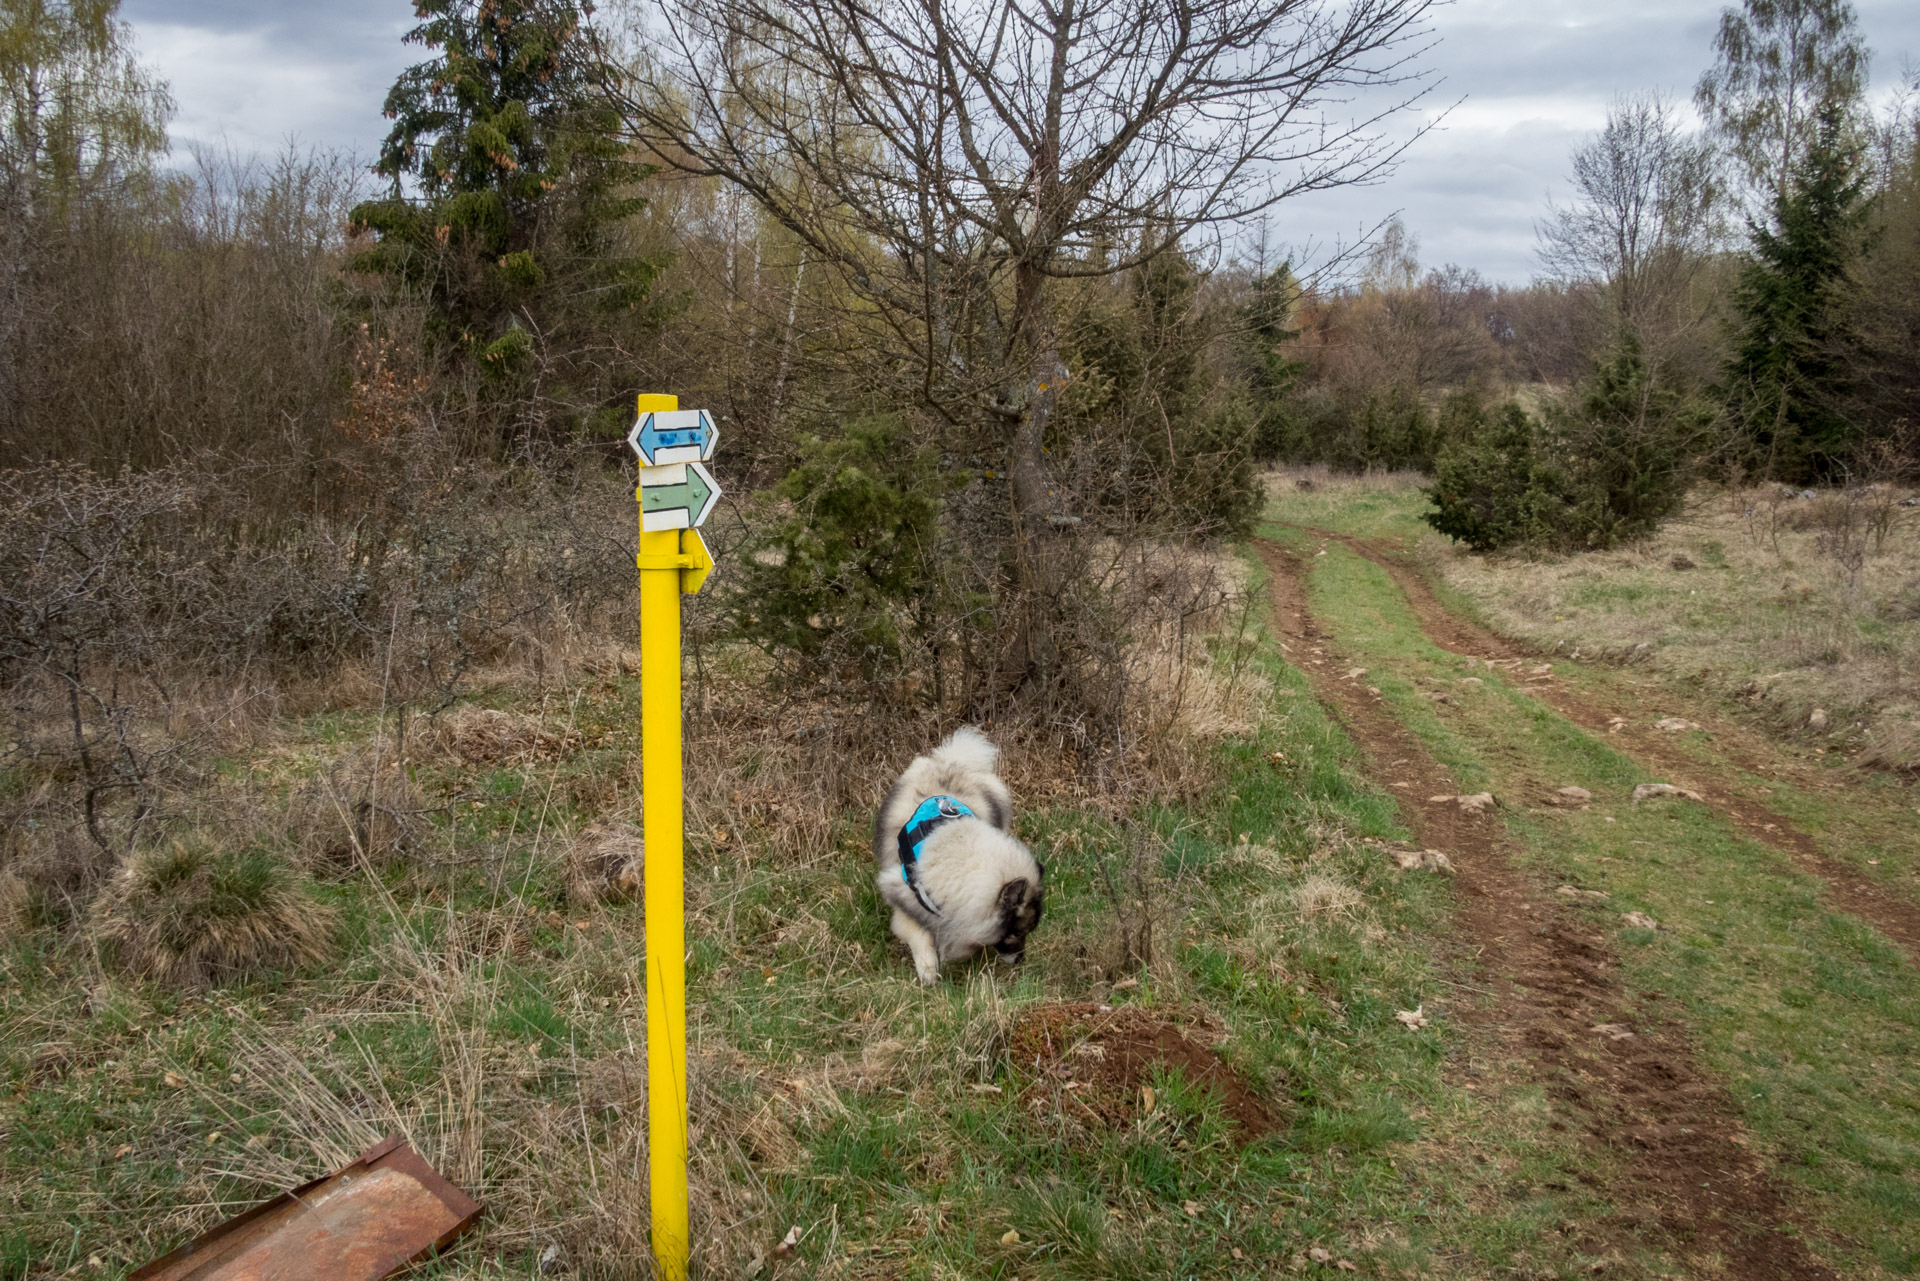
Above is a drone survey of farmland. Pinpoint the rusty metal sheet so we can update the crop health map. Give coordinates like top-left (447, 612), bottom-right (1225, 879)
top-left (131, 1135), bottom-right (481, 1281)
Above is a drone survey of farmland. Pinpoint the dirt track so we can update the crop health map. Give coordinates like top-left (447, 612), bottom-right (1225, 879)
top-left (1301, 525), bottom-right (1920, 967)
top-left (1260, 539), bottom-right (1833, 1281)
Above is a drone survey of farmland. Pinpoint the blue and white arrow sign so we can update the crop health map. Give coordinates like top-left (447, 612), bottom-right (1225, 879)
top-left (628, 407), bottom-right (718, 467)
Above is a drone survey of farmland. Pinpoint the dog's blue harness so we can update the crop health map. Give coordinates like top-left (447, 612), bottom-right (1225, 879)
top-left (896, 795), bottom-right (973, 917)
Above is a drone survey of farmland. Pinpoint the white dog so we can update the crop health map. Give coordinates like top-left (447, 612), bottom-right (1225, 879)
top-left (873, 727), bottom-right (1045, 984)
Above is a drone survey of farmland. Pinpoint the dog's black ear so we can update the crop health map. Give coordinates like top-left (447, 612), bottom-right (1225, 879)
top-left (996, 879), bottom-right (1031, 912)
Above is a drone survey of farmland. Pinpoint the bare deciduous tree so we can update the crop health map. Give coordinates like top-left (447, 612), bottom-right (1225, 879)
top-left (598, 0), bottom-right (1436, 668)
top-left (1537, 93), bottom-right (1722, 361)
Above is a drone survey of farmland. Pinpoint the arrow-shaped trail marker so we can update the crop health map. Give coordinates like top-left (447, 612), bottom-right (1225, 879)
top-left (640, 460), bottom-right (721, 532)
top-left (629, 407), bottom-right (718, 466)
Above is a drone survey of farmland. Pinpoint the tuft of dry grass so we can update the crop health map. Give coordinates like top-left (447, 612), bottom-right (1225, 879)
top-left (1263, 464), bottom-right (1429, 506)
top-left (0, 824), bottom-right (117, 929)
top-left (566, 822), bottom-right (645, 906)
top-left (285, 747), bottom-right (435, 874)
top-left (1293, 871), bottom-right (1364, 920)
top-left (92, 840), bottom-right (337, 987)
top-left (1423, 484), bottom-right (1920, 770)
top-left (432, 705), bottom-right (576, 765)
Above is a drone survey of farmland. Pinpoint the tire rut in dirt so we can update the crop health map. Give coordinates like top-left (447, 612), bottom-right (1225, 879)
top-left (1259, 540), bottom-right (1833, 1281)
top-left (1300, 524), bottom-right (1920, 967)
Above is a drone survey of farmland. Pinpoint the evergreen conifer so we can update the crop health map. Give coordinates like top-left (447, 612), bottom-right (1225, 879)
top-left (1722, 103), bottom-right (1871, 480)
top-left (349, 0), bottom-right (661, 440)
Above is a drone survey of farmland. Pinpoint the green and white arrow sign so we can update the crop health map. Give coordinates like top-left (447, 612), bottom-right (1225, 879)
top-left (639, 460), bottom-right (721, 532)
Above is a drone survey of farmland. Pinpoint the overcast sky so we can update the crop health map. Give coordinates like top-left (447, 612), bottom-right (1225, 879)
top-left (123, 0), bottom-right (1920, 284)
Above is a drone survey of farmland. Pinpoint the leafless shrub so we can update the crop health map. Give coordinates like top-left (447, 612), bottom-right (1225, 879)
top-left (0, 435), bottom-right (636, 898)
top-left (1089, 823), bottom-right (1166, 979)
top-left (0, 826), bottom-right (116, 929)
top-left (0, 147), bottom-right (375, 471)
top-left (1776, 486), bottom-right (1912, 591)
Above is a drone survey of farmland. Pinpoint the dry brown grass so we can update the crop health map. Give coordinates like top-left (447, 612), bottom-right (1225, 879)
top-left (1263, 464), bottom-right (1430, 503)
top-left (676, 537), bottom-right (1272, 868)
top-left (1423, 484), bottom-right (1920, 770)
top-left (0, 504), bottom-right (1273, 1276)
top-left (1292, 870), bottom-right (1364, 920)
top-left (566, 822), bottom-right (646, 906)
top-left (432, 705), bottom-right (578, 765)
top-left (92, 840), bottom-right (337, 987)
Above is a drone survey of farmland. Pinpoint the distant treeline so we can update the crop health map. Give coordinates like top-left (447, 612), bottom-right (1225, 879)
top-left (3, 0), bottom-right (1916, 718)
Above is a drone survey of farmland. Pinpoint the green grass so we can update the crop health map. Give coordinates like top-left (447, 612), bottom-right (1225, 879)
top-left (1298, 536), bottom-right (1920, 1274)
top-left (4, 546), bottom-right (1671, 1281)
top-left (1267, 475), bottom-right (1920, 928)
top-left (13, 485), bottom-right (1915, 1277)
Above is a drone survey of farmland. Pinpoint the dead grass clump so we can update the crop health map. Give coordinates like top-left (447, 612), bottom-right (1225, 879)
top-left (286, 751), bottom-right (433, 874)
top-left (1265, 464), bottom-right (1429, 497)
top-left (1292, 871), bottom-right (1363, 920)
top-left (566, 822), bottom-right (645, 906)
top-left (433, 705), bottom-right (571, 764)
top-left (1859, 711), bottom-right (1920, 775)
top-left (92, 842), bottom-right (336, 986)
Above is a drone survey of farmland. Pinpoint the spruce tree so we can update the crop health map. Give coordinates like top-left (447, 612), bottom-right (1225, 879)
top-left (1722, 103), bottom-right (1870, 480)
top-left (1242, 262), bottom-right (1307, 461)
top-left (349, 0), bottom-right (660, 441)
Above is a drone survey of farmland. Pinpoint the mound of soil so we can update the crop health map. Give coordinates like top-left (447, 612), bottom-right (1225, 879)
top-left (1006, 1002), bottom-right (1280, 1139)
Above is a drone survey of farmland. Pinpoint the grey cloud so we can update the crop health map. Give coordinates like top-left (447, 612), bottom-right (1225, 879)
top-left (122, 0), bottom-right (1920, 282)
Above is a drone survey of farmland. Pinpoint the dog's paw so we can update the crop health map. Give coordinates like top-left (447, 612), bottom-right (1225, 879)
top-left (915, 960), bottom-right (941, 985)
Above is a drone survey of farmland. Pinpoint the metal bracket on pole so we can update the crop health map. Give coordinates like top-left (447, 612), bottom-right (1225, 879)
top-left (634, 529), bottom-right (715, 595)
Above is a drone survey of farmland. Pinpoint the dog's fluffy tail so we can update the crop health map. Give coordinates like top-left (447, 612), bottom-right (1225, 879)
top-left (930, 725), bottom-right (998, 776)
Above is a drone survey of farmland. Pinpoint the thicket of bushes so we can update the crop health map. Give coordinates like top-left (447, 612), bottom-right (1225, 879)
top-left (0, 0), bottom-right (1275, 952)
top-left (1426, 337), bottom-right (1713, 551)
top-left (7, 0), bottom-right (1920, 948)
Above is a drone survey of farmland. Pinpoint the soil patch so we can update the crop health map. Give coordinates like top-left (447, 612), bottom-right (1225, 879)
top-left (1305, 524), bottom-right (1920, 967)
top-left (1006, 1003), bottom-right (1280, 1140)
top-left (1259, 538), bottom-right (1833, 1281)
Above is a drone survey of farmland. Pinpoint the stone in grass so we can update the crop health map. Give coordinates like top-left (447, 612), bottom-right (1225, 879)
top-left (1557, 885), bottom-right (1610, 900)
top-left (1631, 783), bottom-right (1703, 804)
top-left (1807, 707), bottom-right (1829, 731)
top-left (1591, 1023), bottom-right (1636, 1041)
top-left (1393, 848), bottom-right (1454, 873)
top-left (1426, 792), bottom-right (1499, 813)
top-left (1553, 786), bottom-right (1593, 806)
top-left (1622, 911), bottom-right (1660, 930)
top-left (1655, 717), bottom-right (1701, 732)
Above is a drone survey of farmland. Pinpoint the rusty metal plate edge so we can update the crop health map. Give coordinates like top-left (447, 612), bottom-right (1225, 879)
top-left (129, 1134), bottom-right (482, 1281)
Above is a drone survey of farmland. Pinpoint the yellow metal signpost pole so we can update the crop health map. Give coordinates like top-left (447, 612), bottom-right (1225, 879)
top-left (631, 392), bottom-right (717, 1281)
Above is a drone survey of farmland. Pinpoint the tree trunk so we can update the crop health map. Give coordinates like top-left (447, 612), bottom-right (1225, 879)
top-left (1009, 261), bottom-right (1063, 531)
top-left (1005, 259), bottom-right (1068, 686)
